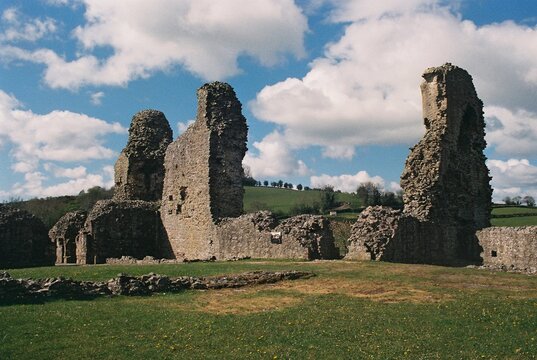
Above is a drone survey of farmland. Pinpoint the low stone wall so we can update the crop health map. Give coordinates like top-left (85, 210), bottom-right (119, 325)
top-left (76, 200), bottom-right (166, 264)
top-left (345, 206), bottom-right (480, 265)
top-left (477, 226), bottom-right (537, 273)
top-left (217, 211), bottom-right (339, 260)
top-left (0, 270), bottom-right (314, 302)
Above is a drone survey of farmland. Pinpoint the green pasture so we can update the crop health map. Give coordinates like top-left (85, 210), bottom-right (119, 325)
top-left (2, 260), bottom-right (537, 359)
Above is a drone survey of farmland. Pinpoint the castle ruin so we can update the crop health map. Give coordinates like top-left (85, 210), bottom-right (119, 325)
top-left (161, 82), bottom-right (248, 259)
top-left (346, 64), bottom-right (493, 265)
top-left (18, 65), bottom-right (536, 271)
top-left (161, 82), bottom-right (338, 260)
top-left (46, 82), bottom-right (337, 265)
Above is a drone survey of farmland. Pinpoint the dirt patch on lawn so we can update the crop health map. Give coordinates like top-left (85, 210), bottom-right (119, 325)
top-left (191, 290), bottom-right (302, 315)
top-left (175, 276), bottom-right (448, 315)
top-left (268, 277), bottom-right (448, 304)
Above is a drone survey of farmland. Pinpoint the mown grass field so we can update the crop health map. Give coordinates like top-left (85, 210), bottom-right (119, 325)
top-left (243, 186), bottom-right (361, 215)
top-left (491, 206), bottom-right (537, 227)
top-left (2, 260), bottom-right (537, 359)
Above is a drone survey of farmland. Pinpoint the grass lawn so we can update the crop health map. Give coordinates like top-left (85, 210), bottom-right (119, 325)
top-left (2, 260), bottom-right (537, 359)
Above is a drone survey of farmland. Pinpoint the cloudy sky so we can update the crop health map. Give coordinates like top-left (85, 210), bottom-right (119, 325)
top-left (1, 0), bottom-right (536, 202)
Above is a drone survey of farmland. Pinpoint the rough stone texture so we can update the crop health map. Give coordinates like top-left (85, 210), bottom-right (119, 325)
top-left (477, 226), bottom-right (537, 273)
top-left (161, 82), bottom-right (248, 259)
top-left (0, 270), bottom-right (314, 302)
top-left (160, 82), bottom-right (338, 261)
top-left (114, 109), bottom-right (172, 201)
top-left (217, 212), bottom-right (339, 260)
top-left (75, 200), bottom-right (165, 264)
top-left (0, 205), bottom-right (54, 268)
top-left (345, 206), bottom-right (402, 261)
top-left (400, 63), bottom-right (491, 264)
top-left (48, 211), bottom-right (87, 264)
top-left (347, 64), bottom-right (492, 265)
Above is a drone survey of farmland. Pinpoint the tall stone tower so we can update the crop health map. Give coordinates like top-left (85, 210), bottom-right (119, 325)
top-left (400, 63), bottom-right (492, 263)
top-left (114, 110), bottom-right (173, 201)
top-left (161, 82), bottom-right (248, 259)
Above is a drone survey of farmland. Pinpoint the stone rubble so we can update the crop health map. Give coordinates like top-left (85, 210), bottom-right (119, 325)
top-left (0, 270), bottom-right (314, 302)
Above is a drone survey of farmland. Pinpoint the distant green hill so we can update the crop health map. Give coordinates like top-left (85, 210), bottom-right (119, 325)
top-left (6, 187), bottom-right (536, 229)
top-left (243, 186), bottom-right (361, 216)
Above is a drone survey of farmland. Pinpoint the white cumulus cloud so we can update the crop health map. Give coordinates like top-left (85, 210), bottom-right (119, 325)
top-left (251, 0), bottom-right (537, 158)
top-left (2, 0), bottom-right (308, 89)
top-left (487, 159), bottom-right (537, 202)
top-left (0, 89), bottom-right (125, 198)
top-left (485, 106), bottom-right (537, 157)
top-left (310, 171), bottom-right (385, 193)
top-left (0, 7), bottom-right (57, 42)
top-left (243, 131), bottom-right (310, 179)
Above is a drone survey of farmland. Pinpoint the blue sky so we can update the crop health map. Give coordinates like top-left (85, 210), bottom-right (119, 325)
top-left (1, 0), bottom-right (537, 202)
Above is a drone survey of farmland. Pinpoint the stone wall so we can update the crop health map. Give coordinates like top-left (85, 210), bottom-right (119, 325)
top-left (345, 206), bottom-right (402, 261)
top-left (48, 211), bottom-right (87, 264)
top-left (114, 109), bottom-right (172, 201)
top-left (0, 205), bottom-right (54, 268)
top-left (477, 226), bottom-right (537, 272)
top-left (75, 200), bottom-right (165, 264)
top-left (217, 212), bottom-right (339, 260)
top-left (161, 82), bottom-right (248, 260)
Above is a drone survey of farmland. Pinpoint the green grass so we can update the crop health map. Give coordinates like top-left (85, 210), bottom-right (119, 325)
top-left (243, 186), bottom-right (360, 215)
top-left (2, 260), bottom-right (537, 359)
top-left (491, 216), bottom-right (537, 227)
top-left (492, 206), bottom-right (537, 216)
top-left (490, 206), bottom-right (537, 227)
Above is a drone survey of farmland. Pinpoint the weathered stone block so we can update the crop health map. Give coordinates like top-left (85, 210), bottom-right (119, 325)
top-left (217, 212), bottom-right (339, 260)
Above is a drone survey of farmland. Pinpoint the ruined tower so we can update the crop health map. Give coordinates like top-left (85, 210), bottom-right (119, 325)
top-left (161, 82), bottom-right (248, 259)
top-left (114, 109), bottom-right (173, 201)
top-left (400, 63), bottom-right (492, 263)
top-left (346, 64), bottom-right (492, 265)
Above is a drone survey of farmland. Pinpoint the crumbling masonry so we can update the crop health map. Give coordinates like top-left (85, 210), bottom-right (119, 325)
top-left (49, 211), bottom-right (87, 264)
top-left (346, 64), bottom-right (493, 265)
top-left (114, 109), bottom-right (172, 201)
top-left (48, 110), bottom-right (172, 265)
top-left (47, 82), bottom-right (337, 265)
top-left (161, 82), bottom-right (338, 260)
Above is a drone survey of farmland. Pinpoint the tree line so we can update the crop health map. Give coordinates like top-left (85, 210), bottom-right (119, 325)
top-left (502, 195), bottom-right (535, 207)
